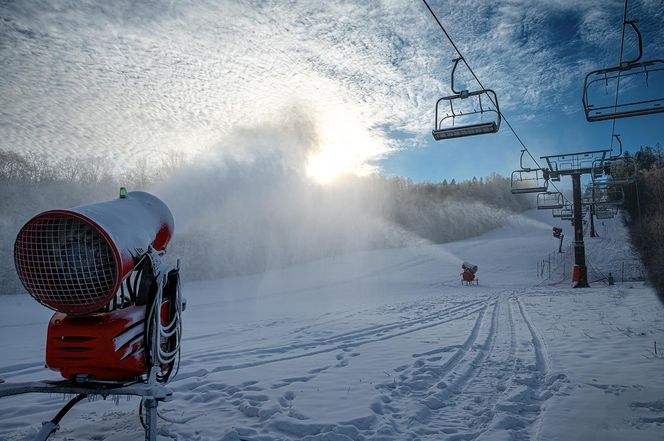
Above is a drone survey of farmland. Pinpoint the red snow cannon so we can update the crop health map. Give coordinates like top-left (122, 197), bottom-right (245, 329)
top-left (14, 190), bottom-right (183, 383)
top-left (15, 190), bottom-right (173, 314)
top-left (461, 261), bottom-right (478, 285)
top-left (552, 227), bottom-right (563, 238)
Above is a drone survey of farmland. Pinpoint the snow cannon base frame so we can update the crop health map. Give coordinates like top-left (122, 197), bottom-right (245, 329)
top-left (0, 368), bottom-right (171, 441)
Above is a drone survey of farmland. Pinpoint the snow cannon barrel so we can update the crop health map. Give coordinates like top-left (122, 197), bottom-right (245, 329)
top-left (461, 261), bottom-right (478, 274)
top-left (14, 191), bottom-right (174, 314)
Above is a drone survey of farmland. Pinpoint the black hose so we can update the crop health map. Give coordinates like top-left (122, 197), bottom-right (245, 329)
top-left (51, 394), bottom-right (88, 425)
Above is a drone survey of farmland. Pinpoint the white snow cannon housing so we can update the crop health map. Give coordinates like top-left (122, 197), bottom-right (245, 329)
top-left (14, 190), bottom-right (183, 383)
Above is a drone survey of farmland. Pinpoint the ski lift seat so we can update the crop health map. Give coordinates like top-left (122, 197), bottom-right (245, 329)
top-left (432, 121), bottom-right (498, 140)
top-left (596, 207), bottom-right (617, 219)
top-left (537, 192), bottom-right (565, 210)
top-left (583, 59), bottom-right (664, 122)
top-left (582, 18), bottom-right (664, 122)
top-left (605, 157), bottom-right (637, 185)
top-left (591, 181), bottom-right (625, 206)
top-left (510, 169), bottom-right (549, 194)
top-left (432, 58), bottom-right (501, 141)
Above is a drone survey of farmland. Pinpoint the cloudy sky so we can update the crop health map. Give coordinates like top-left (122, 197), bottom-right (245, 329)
top-left (2, 0), bottom-right (663, 183)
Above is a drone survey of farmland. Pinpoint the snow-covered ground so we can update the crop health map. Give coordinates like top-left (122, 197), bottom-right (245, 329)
top-left (1, 209), bottom-right (663, 440)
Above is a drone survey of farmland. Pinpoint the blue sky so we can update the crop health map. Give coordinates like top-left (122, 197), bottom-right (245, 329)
top-left (1, 0), bottom-right (663, 183)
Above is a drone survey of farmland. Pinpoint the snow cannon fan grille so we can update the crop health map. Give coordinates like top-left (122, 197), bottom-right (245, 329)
top-left (14, 213), bottom-right (118, 314)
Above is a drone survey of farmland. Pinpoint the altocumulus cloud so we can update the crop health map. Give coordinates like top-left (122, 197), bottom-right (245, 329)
top-left (1, 0), bottom-right (662, 174)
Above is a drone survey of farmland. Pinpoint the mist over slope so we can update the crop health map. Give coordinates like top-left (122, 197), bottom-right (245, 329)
top-left (0, 119), bottom-right (530, 292)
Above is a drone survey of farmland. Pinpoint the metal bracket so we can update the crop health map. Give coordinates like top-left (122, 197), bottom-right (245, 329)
top-left (0, 368), bottom-right (171, 441)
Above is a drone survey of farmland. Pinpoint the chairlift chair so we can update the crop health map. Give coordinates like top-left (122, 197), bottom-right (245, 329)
top-left (591, 157), bottom-right (607, 182)
top-left (510, 169), bottom-right (549, 194)
top-left (589, 137), bottom-right (622, 180)
top-left (511, 150), bottom-right (550, 194)
top-left (582, 190), bottom-right (594, 205)
top-left (433, 58), bottom-right (501, 141)
top-left (582, 20), bottom-right (664, 122)
top-left (606, 157), bottom-right (638, 185)
top-left (559, 202), bottom-right (573, 221)
top-left (595, 206), bottom-right (618, 219)
top-left (592, 182), bottom-right (625, 206)
top-left (552, 202), bottom-right (570, 218)
top-left (537, 192), bottom-right (565, 210)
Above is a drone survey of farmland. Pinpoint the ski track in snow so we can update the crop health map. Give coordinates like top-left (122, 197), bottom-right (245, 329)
top-left (1, 210), bottom-right (664, 441)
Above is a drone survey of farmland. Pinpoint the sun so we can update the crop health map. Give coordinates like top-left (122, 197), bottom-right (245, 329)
top-left (304, 110), bottom-right (389, 184)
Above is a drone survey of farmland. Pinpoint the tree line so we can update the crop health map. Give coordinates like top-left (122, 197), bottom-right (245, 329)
top-left (0, 149), bottom-right (531, 294)
top-left (622, 143), bottom-right (664, 302)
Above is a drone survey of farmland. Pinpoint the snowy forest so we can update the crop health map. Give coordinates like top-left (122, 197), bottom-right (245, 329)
top-left (623, 144), bottom-right (664, 299)
top-left (0, 148), bottom-right (531, 294)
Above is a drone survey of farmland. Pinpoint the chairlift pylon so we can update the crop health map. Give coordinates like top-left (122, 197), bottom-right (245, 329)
top-left (432, 57), bottom-right (501, 141)
top-left (537, 192), bottom-right (565, 210)
top-left (582, 19), bottom-right (664, 122)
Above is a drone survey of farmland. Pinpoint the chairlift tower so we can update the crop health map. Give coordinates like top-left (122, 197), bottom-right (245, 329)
top-left (540, 149), bottom-right (612, 288)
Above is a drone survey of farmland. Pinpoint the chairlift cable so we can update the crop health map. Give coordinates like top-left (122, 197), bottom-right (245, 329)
top-left (609, 0), bottom-right (630, 152)
top-left (420, 0), bottom-right (569, 203)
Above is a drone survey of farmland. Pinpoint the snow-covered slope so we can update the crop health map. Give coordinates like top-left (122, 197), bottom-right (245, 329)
top-left (1, 210), bottom-right (663, 441)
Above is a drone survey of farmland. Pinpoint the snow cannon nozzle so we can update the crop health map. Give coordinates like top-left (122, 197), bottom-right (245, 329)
top-left (461, 261), bottom-right (478, 274)
top-left (14, 191), bottom-right (174, 313)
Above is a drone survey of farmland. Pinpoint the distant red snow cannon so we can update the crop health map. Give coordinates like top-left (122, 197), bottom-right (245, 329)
top-left (552, 227), bottom-right (564, 253)
top-left (461, 261), bottom-right (478, 285)
top-left (13, 189), bottom-right (183, 384)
